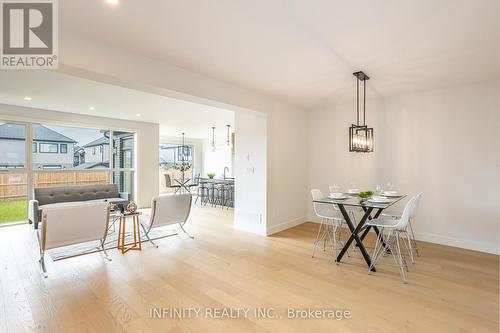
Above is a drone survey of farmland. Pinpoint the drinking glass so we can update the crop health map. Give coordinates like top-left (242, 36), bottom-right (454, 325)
top-left (331, 184), bottom-right (340, 193)
top-left (386, 182), bottom-right (393, 191)
top-left (375, 184), bottom-right (382, 194)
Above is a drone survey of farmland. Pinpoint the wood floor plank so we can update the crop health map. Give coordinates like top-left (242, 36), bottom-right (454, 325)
top-left (0, 205), bottom-right (498, 333)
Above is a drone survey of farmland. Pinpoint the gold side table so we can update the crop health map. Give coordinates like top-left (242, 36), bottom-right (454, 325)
top-left (117, 211), bottom-right (142, 254)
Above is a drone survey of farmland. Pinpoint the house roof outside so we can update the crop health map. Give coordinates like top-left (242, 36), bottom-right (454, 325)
top-left (73, 145), bottom-right (84, 154)
top-left (83, 136), bottom-right (109, 148)
top-left (0, 124), bottom-right (77, 143)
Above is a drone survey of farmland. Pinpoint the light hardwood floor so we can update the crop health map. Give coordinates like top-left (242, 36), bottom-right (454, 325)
top-left (0, 205), bottom-right (498, 333)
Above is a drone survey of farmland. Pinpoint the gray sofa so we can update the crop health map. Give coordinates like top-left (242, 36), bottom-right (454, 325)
top-left (29, 184), bottom-right (129, 229)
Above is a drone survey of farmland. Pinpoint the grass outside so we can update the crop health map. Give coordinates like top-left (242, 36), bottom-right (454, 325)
top-left (0, 199), bottom-right (28, 223)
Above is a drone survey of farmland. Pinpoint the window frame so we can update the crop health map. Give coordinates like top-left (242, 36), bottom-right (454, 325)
top-left (60, 143), bottom-right (67, 154)
top-left (0, 121), bottom-right (137, 225)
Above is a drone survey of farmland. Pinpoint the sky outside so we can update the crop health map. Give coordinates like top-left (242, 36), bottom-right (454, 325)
top-left (46, 125), bottom-right (105, 147)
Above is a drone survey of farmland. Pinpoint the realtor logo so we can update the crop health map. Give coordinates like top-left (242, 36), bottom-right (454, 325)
top-left (1, 0), bottom-right (58, 69)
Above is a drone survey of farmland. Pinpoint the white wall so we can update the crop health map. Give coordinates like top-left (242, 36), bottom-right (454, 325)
top-left (234, 111), bottom-right (267, 235)
top-left (307, 99), bottom-right (385, 221)
top-left (0, 104), bottom-right (159, 208)
top-left (380, 82), bottom-right (500, 254)
top-left (202, 138), bottom-right (233, 178)
top-left (58, 32), bottom-right (308, 236)
top-left (307, 82), bottom-right (500, 254)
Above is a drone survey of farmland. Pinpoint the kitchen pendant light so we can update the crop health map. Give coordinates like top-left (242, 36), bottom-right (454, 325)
top-left (349, 71), bottom-right (374, 153)
top-left (211, 126), bottom-right (216, 152)
top-left (226, 125), bottom-right (231, 148)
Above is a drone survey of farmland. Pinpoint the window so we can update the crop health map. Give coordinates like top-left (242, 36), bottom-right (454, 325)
top-left (39, 143), bottom-right (58, 153)
top-left (33, 124), bottom-right (109, 170)
top-left (0, 122), bottom-right (26, 169)
top-left (0, 122), bottom-right (27, 224)
top-left (0, 122), bottom-right (136, 225)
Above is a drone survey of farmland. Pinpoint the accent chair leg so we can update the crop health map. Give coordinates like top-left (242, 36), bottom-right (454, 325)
top-left (140, 223), bottom-right (159, 248)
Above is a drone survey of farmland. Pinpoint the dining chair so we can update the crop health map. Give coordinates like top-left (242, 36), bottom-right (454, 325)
top-left (366, 196), bottom-right (418, 283)
top-left (311, 189), bottom-right (348, 259)
top-left (165, 174), bottom-right (182, 194)
top-left (382, 192), bottom-right (423, 262)
top-left (328, 185), bottom-right (361, 225)
top-left (37, 201), bottom-right (111, 277)
top-left (140, 194), bottom-right (193, 247)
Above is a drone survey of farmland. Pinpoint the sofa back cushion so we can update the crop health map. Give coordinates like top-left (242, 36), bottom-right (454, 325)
top-left (35, 184), bottom-right (120, 206)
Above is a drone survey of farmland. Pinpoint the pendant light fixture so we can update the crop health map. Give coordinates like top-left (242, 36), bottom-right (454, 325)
top-left (180, 132), bottom-right (186, 161)
top-left (349, 71), bottom-right (374, 153)
top-left (226, 124), bottom-right (231, 148)
top-left (211, 126), bottom-right (216, 152)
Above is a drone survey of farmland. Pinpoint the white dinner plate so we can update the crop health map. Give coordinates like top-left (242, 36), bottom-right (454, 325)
top-left (328, 194), bottom-right (348, 200)
top-left (367, 197), bottom-right (391, 203)
top-left (381, 191), bottom-right (400, 197)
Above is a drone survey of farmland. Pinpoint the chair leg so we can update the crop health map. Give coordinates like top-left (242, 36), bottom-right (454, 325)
top-left (179, 223), bottom-right (194, 239)
top-left (97, 240), bottom-right (112, 261)
top-left (369, 228), bottom-right (385, 273)
top-left (312, 219), bottom-right (325, 258)
top-left (140, 224), bottom-right (159, 248)
top-left (395, 233), bottom-right (407, 283)
top-left (408, 220), bottom-right (420, 257)
top-left (404, 229), bottom-right (415, 264)
top-left (39, 252), bottom-right (48, 278)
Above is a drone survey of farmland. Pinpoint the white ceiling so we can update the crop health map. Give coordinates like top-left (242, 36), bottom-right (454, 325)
top-left (0, 70), bottom-right (234, 140)
top-left (60, 0), bottom-right (500, 108)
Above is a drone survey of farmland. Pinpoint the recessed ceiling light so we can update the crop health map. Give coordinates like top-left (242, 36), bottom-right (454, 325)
top-left (135, 113), bottom-right (141, 117)
top-left (89, 106), bottom-right (95, 110)
top-left (24, 96), bottom-right (32, 101)
top-left (106, 0), bottom-right (119, 5)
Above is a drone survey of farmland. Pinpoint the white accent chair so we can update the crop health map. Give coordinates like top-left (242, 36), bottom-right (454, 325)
top-left (37, 201), bottom-right (111, 278)
top-left (381, 192), bottom-right (423, 262)
top-left (140, 194), bottom-right (193, 247)
top-left (366, 196), bottom-right (418, 283)
top-left (311, 189), bottom-right (348, 259)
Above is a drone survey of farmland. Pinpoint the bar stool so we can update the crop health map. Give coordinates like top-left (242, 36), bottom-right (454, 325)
top-left (195, 181), bottom-right (209, 205)
top-left (222, 183), bottom-right (234, 209)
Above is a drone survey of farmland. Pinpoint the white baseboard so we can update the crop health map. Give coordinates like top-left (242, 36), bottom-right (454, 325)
top-left (267, 216), bottom-right (307, 235)
top-left (414, 231), bottom-right (499, 255)
top-left (307, 215), bottom-right (499, 255)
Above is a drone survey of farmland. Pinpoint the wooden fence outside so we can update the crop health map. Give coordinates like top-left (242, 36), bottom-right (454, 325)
top-left (0, 171), bottom-right (110, 200)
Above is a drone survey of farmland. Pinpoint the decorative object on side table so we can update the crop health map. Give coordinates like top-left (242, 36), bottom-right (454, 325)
top-left (207, 173), bottom-right (216, 179)
top-left (126, 202), bottom-right (138, 213)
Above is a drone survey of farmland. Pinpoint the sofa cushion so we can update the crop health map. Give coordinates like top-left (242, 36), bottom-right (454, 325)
top-left (34, 184), bottom-right (121, 206)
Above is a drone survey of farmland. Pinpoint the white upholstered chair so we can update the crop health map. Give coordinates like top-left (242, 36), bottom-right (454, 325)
top-left (37, 201), bottom-right (111, 277)
top-left (140, 194), bottom-right (193, 247)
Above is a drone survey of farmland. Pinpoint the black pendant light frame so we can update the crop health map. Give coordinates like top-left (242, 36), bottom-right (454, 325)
top-left (349, 71), bottom-right (374, 153)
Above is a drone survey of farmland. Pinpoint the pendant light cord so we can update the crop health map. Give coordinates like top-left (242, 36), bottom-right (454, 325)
top-left (356, 77), bottom-right (360, 126)
top-left (363, 79), bottom-right (366, 126)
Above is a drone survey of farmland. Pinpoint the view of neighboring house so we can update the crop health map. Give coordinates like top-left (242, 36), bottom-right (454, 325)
top-left (73, 131), bottom-right (134, 169)
top-left (74, 136), bottom-right (110, 169)
top-left (0, 124), bottom-right (76, 169)
top-left (73, 146), bottom-right (85, 166)
top-left (0, 125), bottom-right (134, 170)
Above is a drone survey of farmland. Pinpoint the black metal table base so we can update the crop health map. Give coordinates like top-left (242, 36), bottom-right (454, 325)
top-left (335, 205), bottom-right (388, 271)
